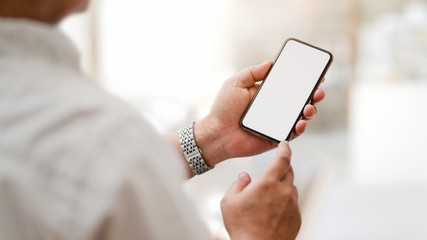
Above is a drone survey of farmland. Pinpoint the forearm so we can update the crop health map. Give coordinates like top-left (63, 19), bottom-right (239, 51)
top-left (193, 117), bottom-right (228, 166)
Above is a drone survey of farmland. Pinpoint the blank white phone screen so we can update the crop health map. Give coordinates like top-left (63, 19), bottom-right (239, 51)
top-left (242, 39), bottom-right (332, 141)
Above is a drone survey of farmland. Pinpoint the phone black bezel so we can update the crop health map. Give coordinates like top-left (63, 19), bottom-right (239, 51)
top-left (240, 38), bottom-right (334, 143)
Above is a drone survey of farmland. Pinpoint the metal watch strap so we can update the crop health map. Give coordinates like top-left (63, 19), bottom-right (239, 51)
top-left (178, 122), bottom-right (214, 175)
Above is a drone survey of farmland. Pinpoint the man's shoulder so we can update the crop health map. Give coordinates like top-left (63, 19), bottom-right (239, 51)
top-left (0, 60), bottom-right (157, 159)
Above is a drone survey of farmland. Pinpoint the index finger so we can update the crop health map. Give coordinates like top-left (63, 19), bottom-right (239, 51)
top-left (260, 141), bottom-right (292, 181)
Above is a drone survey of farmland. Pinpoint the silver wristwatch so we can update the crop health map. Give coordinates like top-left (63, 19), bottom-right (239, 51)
top-left (178, 123), bottom-right (214, 175)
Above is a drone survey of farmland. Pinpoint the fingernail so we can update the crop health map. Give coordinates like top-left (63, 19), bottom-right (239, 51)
top-left (238, 172), bottom-right (246, 179)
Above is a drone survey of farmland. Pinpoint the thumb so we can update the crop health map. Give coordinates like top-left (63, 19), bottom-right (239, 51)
top-left (251, 60), bottom-right (273, 81)
top-left (238, 60), bottom-right (273, 88)
top-left (227, 172), bottom-right (252, 194)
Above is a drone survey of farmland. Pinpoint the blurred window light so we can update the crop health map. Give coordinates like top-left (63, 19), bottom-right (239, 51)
top-left (356, 0), bottom-right (427, 83)
top-left (97, 0), bottom-right (235, 97)
top-left (96, 0), bottom-right (237, 131)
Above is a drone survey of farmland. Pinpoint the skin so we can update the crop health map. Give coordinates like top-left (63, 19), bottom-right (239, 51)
top-left (168, 60), bottom-right (324, 239)
top-left (169, 60), bottom-right (325, 177)
top-left (221, 142), bottom-right (301, 240)
top-left (0, 1), bottom-right (325, 239)
top-left (0, 0), bottom-right (88, 24)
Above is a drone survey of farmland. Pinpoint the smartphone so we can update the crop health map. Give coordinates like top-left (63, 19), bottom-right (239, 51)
top-left (240, 38), bottom-right (333, 143)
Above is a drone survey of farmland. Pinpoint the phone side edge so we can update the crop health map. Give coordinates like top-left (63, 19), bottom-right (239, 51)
top-left (284, 48), bottom-right (334, 141)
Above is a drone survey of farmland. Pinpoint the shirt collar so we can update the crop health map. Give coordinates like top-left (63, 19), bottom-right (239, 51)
top-left (0, 17), bottom-right (81, 71)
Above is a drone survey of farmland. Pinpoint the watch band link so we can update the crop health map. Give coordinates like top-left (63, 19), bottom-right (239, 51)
top-left (178, 123), bottom-right (214, 175)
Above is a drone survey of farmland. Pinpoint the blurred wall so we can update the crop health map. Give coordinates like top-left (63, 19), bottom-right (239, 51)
top-left (60, 0), bottom-right (427, 239)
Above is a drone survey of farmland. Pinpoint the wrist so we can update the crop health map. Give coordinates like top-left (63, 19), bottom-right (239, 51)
top-left (228, 230), bottom-right (260, 240)
top-left (193, 116), bottom-right (228, 166)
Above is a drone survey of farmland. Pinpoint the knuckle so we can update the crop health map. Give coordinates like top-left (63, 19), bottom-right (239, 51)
top-left (256, 178), bottom-right (277, 193)
top-left (282, 187), bottom-right (294, 199)
top-left (281, 184), bottom-right (298, 200)
top-left (288, 167), bottom-right (295, 180)
top-left (292, 185), bottom-right (299, 199)
top-left (277, 149), bottom-right (291, 164)
top-left (220, 197), bottom-right (229, 209)
top-left (259, 177), bottom-right (276, 189)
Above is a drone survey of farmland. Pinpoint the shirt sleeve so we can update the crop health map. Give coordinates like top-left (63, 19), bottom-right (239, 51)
top-left (86, 113), bottom-right (211, 240)
top-left (0, 79), bottom-right (210, 240)
top-left (0, 20), bottom-right (211, 240)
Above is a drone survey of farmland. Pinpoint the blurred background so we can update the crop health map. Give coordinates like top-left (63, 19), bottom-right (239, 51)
top-left (61, 0), bottom-right (427, 239)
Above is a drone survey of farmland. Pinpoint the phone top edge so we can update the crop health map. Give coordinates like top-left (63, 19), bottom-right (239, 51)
top-left (285, 38), bottom-right (334, 63)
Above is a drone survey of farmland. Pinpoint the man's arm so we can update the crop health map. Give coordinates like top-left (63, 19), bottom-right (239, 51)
top-left (167, 61), bottom-right (325, 178)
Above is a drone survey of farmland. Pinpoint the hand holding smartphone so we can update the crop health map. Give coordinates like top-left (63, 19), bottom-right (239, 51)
top-left (240, 38), bottom-right (333, 143)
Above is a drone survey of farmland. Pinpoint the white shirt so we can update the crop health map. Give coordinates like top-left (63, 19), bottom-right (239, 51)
top-left (0, 18), bottom-right (209, 240)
